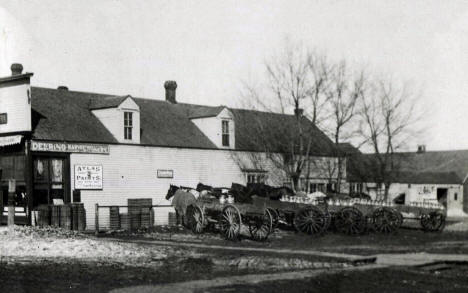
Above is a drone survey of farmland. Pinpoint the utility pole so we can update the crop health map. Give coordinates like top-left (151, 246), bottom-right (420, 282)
top-left (8, 179), bottom-right (15, 226)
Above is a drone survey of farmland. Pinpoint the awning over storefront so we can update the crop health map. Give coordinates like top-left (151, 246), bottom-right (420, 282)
top-left (0, 135), bottom-right (23, 147)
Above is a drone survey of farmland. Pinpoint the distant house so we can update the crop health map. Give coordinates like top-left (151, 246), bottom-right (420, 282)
top-left (0, 64), bottom-right (339, 228)
top-left (346, 146), bottom-right (468, 217)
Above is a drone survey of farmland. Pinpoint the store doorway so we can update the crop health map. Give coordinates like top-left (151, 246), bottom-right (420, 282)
top-left (437, 188), bottom-right (448, 209)
top-left (32, 154), bottom-right (70, 207)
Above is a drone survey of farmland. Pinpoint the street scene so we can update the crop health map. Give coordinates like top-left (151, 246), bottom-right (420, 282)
top-left (1, 1), bottom-right (468, 292)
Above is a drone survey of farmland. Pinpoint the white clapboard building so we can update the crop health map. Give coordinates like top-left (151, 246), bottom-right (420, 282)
top-left (0, 64), bottom-right (339, 229)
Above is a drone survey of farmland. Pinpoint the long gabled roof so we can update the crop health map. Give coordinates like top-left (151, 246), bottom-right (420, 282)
top-left (30, 87), bottom-right (336, 154)
top-left (347, 150), bottom-right (468, 185)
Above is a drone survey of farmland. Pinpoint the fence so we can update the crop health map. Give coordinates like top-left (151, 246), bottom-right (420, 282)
top-left (94, 203), bottom-right (175, 233)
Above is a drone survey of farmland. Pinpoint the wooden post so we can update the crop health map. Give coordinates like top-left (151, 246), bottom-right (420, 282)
top-left (95, 203), bottom-right (99, 235)
top-left (8, 179), bottom-right (16, 226)
top-left (24, 140), bottom-right (33, 225)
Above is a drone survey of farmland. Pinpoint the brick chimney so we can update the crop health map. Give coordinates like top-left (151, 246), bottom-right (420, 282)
top-left (164, 80), bottom-right (177, 104)
top-left (294, 108), bottom-right (304, 117)
top-left (417, 145), bottom-right (426, 153)
top-left (11, 63), bottom-right (23, 75)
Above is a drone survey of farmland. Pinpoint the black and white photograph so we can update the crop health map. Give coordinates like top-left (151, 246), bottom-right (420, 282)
top-left (1, 1), bottom-right (468, 292)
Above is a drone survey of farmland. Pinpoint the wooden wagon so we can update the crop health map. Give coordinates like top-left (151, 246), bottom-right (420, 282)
top-left (251, 196), bottom-right (331, 235)
top-left (185, 197), bottom-right (274, 241)
top-left (251, 196), bottom-right (446, 236)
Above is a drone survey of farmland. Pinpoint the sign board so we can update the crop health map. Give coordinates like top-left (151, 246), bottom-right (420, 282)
top-left (0, 113), bottom-right (7, 124)
top-left (74, 165), bottom-right (103, 190)
top-left (0, 135), bottom-right (22, 147)
top-left (31, 140), bottom-right (109, 154)
top-left (157, 169), bottom-right (173, 178)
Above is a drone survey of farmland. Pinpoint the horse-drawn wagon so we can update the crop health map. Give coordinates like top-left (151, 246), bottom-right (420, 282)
top-left (166, 184), bottom-right (274, 241)
top-left (167, 183), bottom-right (447, 240)
top-left (251, 195), bottom-right (446, 236)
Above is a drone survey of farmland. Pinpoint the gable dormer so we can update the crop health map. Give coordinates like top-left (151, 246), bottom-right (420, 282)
top-left (190, 107), bottom-right (235, 149)
top-left (90, 95), bottom-right (140, 144)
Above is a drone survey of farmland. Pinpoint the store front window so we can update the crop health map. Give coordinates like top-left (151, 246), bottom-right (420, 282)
top-left (0, 154), bottom-right (26, 207)
top-left (33, 155), bottom-right (69, 206)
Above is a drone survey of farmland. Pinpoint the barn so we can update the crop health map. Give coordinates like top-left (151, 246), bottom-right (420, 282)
top-left (346, 146), bottom-right (468, 218)
top-left (0, 64), bottom-right (339, 229)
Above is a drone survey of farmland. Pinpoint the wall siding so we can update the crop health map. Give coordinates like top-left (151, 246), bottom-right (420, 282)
top-left (0, 83), bottom-right (31, 133)
top-left (71, 145), bottom-right (252, 229)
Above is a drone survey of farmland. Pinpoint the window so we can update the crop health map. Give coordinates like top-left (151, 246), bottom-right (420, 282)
top-left (124, 112), bottom-right (133, 140)
top-left (246, 172), bottom-right (267, 184)
top-left (33, 156), bottom-right (68, 206)
top-left (454, 193), bottom-right (458, 201)
top-left (222, 120), bottom-right (229, 147)
top-left (349, 183), bottom-right (363, 194)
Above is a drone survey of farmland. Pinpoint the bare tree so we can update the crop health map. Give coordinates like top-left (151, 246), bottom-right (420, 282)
top-left (356, 78), bottom-right (420, 199)
top-left (323, 61), bottom-right (365, 193)
top-left (235, 43), bottom-right (328, 191)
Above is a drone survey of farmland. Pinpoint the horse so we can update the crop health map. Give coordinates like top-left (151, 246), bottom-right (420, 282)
top-left (246, 183), bottom-right (294, 200)
top-left (196, 182), bottom-right (230, 199)
top-left (166, 184), bottom-right (197, 226)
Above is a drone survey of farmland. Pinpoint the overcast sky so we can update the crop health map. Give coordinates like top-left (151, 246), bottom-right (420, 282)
top-left (1, 0), bottom-right (468, 151)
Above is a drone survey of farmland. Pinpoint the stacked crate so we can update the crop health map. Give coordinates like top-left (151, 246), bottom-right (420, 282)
top-left (51, 205), bottom-right (61, 227)
top-left (109, 206), bottom-right (120, 230)
top-left (127, 198), bottom-right (152, 230)
top-left (60, 205), bottom-right (72, 230)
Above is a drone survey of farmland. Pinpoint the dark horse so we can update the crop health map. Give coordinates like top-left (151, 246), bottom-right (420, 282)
top-left (166, 185), bottom-right (197, 226)
top-left (246, 183), bottom-right (294, 200)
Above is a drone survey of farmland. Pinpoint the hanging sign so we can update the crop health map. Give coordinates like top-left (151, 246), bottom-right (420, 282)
top-left (157, 169), bottom-right (173, 178)
top-left (31, 140), bottom-right (109, 154)
top-left (74, 165), bottom-right (103, 190)
top-left (0, 135), bottom-right (22, 147)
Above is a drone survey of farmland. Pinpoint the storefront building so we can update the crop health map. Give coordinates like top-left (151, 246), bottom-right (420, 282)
top-left (0, 64), bottom-right (339, 229)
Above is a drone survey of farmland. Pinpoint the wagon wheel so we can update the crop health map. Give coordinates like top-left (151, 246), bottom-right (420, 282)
top-left (394, 209), bottom-right (404, 229)
top-left (323, 211), bottom-right (332, 232)
top-left (267, 208), bottom-right (279, 229)
top-left (248, 209), bottom-right (273, 241)
top-left (186, 205), bottom-right (205, 234)
top-left (371, 207), bottom-right (401, 233)
top-left (420, 211), bottom-right (446, 232)
top-left (334, 207), bottom-right (366, 235)
top-left (219, 205), bottom-right (242, 240)
top-left (293, 207), bottom-right (326, 235)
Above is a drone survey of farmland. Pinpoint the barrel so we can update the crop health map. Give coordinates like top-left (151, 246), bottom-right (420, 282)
top-left (109, 206), bottom-right (120, 230)
top-left (37, 205), bottom-right (51, 227)
top-left (120, 213), bottom-right (130, 230)
top-left (168, 212), bottom-right (177, 226)
top-left (140, 207), bottom-right (151, 228)
top-left (51, 205), bottom-right (61, 227)
top-left (71, 204), bottom-right (79, 230)
top-left (76, 203), bottom-right (86, 231)
top-left (60, 205), bottom-right (72, 230)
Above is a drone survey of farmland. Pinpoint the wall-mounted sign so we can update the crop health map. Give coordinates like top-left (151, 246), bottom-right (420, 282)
top-left (157, 169), bottom-right (173, 178)
top-left (75, 165), bottom-right (103, 190)
top-left (0, 113), bottom-right (7, 124)
top-left (31, 140), bottom-right (109, 154)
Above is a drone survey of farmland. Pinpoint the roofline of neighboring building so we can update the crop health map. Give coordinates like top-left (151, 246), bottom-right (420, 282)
top-left (347, 180), bottom-right (462, 185)
top-left (0, 72), bottom-right (34, 83)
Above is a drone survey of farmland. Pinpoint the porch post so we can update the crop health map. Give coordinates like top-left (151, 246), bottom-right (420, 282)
top-left (8, 179), bottom-right (15, 226)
